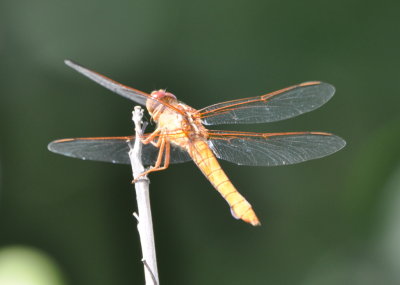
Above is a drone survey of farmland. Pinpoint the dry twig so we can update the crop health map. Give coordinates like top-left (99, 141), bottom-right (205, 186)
top-left (129, 106), bottom-right (159, 285)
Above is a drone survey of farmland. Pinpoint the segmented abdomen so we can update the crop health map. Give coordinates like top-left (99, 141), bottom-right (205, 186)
top-left (188, 140), bottom-right (260, 226)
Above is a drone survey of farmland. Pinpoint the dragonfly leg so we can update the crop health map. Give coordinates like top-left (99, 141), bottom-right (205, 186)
top-left (142, 128), bottom-right (161, 145)
top-left (147, 133), bottom-right (164, 148)
top-left (132, 135), bottom-right (171, 183)
top-left (145, 138), bottom-right (171, 174)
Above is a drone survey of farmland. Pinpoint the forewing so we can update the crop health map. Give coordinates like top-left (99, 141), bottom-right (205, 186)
top-left (65, 60), bottom-right (152, 105)
top-left (48, 136), bottom-right (191, 165)
top-left (199, 82), bottom-right (335, 125)
top-left (207, 130), bottom-right (346, 166)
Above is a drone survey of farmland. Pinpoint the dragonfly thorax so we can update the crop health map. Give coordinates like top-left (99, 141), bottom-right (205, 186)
top-left (179, 104), bottom-right (209, 141)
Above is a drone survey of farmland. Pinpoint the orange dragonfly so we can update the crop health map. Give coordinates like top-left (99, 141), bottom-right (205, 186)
top-left (48, 60), bottom-right (346, 226)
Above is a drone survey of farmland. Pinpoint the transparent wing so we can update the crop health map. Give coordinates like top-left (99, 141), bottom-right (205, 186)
top-left (65, 60), bottom-right (151, 106)
top-left (199, 82), bottom-right (335, 125)
top-left (48, 136), bottom-right (191, 165)
top-left (65, 60), bottom-right (183, 115)
top-left (207, 130), bottom-right (346, 166)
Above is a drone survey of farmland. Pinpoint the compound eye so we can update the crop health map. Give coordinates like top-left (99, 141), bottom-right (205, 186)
top-left (150, 89), bottom-right (176, 100)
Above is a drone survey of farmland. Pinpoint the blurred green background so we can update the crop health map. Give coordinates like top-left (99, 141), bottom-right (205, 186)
top-left (1, 0), bottom-right (399, 284)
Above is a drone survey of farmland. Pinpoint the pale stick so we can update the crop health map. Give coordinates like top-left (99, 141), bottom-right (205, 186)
top-left (129, 106), bottom-right (159, 285)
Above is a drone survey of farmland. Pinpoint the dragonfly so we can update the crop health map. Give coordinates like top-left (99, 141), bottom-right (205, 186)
top-left (48, 60), bottom-right (346, 226)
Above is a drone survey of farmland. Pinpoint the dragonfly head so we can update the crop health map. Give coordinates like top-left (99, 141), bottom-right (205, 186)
top-left (147, 89), bottom-right (177, 114)
top-left (150, 89), bottom-right (177, 101)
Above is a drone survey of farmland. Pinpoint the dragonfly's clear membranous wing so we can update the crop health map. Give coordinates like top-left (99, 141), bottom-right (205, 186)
top-left (48, 136), bottom-right (191, 165)
top-left (199, 82), bottom-right (335, 125)
top-left (207, 130), bottom-right (346, 166)
top-left (65, 60), bottom-right (151, 106)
